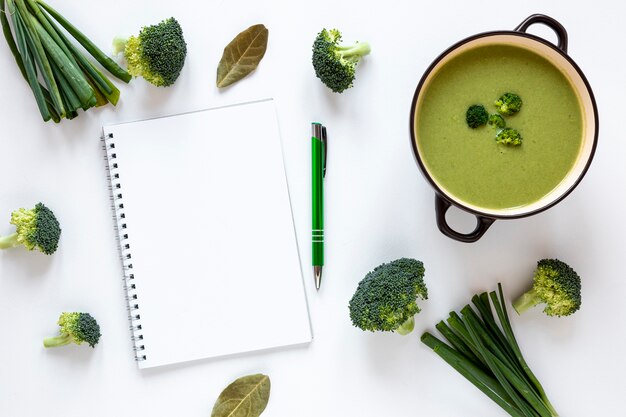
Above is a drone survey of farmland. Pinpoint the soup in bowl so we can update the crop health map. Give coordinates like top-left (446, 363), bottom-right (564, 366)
top-left (410, 14), bottom-right (598, 242)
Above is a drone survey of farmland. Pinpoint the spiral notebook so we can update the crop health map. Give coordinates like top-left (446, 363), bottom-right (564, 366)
top-left (102, 99), bottom-right (312, 369)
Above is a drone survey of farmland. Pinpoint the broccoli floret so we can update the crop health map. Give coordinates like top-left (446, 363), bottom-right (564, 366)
top-left (44, 312), bottom-right (101, 348)
top-left (349, 258), bottom-right (427, 335)
top-left (466, 104), bottom-right (489, 128)
top-left (114, 17), bottom-right (187, 87)
top-left (0, 203), bottom-right (61, 255)
top-left (495, 127), bottom-right (523, 146)
top-left (513, 259), bottom-right (581, 317)
top-left (494, 92), bottom-right (522, 116)
top-left (312, 28), bottom-right (371, 93)
top-left (488, 113), bottom-right (506, 129)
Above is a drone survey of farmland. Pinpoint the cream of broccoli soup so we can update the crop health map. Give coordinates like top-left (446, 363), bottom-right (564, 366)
top-left (415, 43), bottom-right (583, 210)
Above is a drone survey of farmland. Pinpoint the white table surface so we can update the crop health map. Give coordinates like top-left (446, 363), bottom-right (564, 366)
top-left (1, 1), bottom-right (624, 416)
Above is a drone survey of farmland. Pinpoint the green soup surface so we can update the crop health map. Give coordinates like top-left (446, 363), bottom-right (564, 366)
top-left (416, 43), bottom-right (583, 210)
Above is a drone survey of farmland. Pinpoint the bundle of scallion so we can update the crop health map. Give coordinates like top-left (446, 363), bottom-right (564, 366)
top-left (0, 0), bottom-right (131, 122)
top-left (422, 284), bottom-right (559, 417)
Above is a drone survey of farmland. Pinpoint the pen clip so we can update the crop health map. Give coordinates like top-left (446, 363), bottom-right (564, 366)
top-left (322, 126), bottom-right (328, 178)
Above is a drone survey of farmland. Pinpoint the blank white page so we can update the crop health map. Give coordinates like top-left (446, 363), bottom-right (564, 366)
top-left (103, 99), bottom-right (311, 369)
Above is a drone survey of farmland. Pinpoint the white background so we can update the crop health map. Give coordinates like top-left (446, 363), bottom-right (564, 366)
top-left (0, 0), bottom-right (624, 416)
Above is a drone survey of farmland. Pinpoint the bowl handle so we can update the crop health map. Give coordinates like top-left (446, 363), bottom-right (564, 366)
top-left (435, 195), bottom-right (495, 243)
top-left (515, 14), bottom-right (568, 53)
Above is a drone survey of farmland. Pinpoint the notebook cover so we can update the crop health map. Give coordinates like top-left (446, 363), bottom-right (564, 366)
top-left (103, 99), bottom-right (312, 369)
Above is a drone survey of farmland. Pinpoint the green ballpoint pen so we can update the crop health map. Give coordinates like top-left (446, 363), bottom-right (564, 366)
top-left (312, 122), bottom-right (327, 290)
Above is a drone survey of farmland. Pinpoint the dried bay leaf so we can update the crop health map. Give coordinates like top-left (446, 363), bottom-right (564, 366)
top-left (210, 373), bottom-right (271, 417)
top-left (216, 24), bottom-right (269, 88)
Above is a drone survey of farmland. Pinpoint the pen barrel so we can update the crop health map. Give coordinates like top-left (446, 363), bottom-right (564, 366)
top-left (312, 136), bottom-right (324, 266)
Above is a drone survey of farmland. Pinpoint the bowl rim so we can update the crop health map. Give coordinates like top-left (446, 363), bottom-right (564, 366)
top-left (409, 30), bottom-right (599, 220)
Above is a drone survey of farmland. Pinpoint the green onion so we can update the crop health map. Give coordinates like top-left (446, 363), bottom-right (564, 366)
top-left (435, 320), bottom-right (484, 369)
top-left (422, 284), bottom-right (560, 417)
top-left (35, 0), bottom-right (131, 83)
top-left (421, 332), bottom-right (526, 417)
top-left (0, 0), bottom-right (130, 122)
top-left (1, 0), bottom-right (27, 78)
top-left (30, 15), bottom-right (95, 107)
top-left (14, 1), bottom-right (60, 115)
top-left (490, 286), bottom-right (559, 416)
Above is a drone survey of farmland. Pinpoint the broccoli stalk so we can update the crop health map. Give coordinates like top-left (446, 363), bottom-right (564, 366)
top-left (112, 36), bottom-right (127, 56)
top-left (44, 312), bottom-right (101, 348)
top-left (312, 28), bottom-right (371, 93)
top-left (396, 315), bottom-right (416, 335)
top-left (512, 288), bottom-right (543, 314)
top-left (513, 259), bottom-right (581, 316)
top-left (0, 232), bottom-right (19, 249)
top-left (114, 17), bottom-right (187, 87)
top-left (0, 203), bottom-right (61, 254)
top-left (334, 41), bottom-right (371, 62)
top-left (43, 332), bottom-right (74, 348)
top-left (349, 258), bottom-right (427, 335)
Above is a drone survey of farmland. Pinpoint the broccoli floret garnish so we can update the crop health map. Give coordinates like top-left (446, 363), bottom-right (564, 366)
top-left (312, 28), bottom-right (371, 93)
top-left (494, 92), bottom-right (522, 116)
top-left (0, 203), bottom-right (61, 255)
top-left (495, 127), bottom-right (523, 146)
top-left (349, 258), bottom-right (427, 335)
top-left (488, 113), bottom-right (506, 129)
top-left (513, 259), bottom-right (582, 317)
top-left (466, 104), bottom-right (489, 128)
top-left (44, 312), bottom-right (101, 348)
top-left (114, 17), bottom-right (187, 87)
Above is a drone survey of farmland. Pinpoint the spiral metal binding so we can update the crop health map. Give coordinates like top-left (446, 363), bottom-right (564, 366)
top-left (103, 132), bottom-right (146, 363)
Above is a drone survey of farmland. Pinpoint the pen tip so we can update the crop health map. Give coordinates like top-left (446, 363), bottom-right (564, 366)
top-left (314, 266), bottom-right (322, 290)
